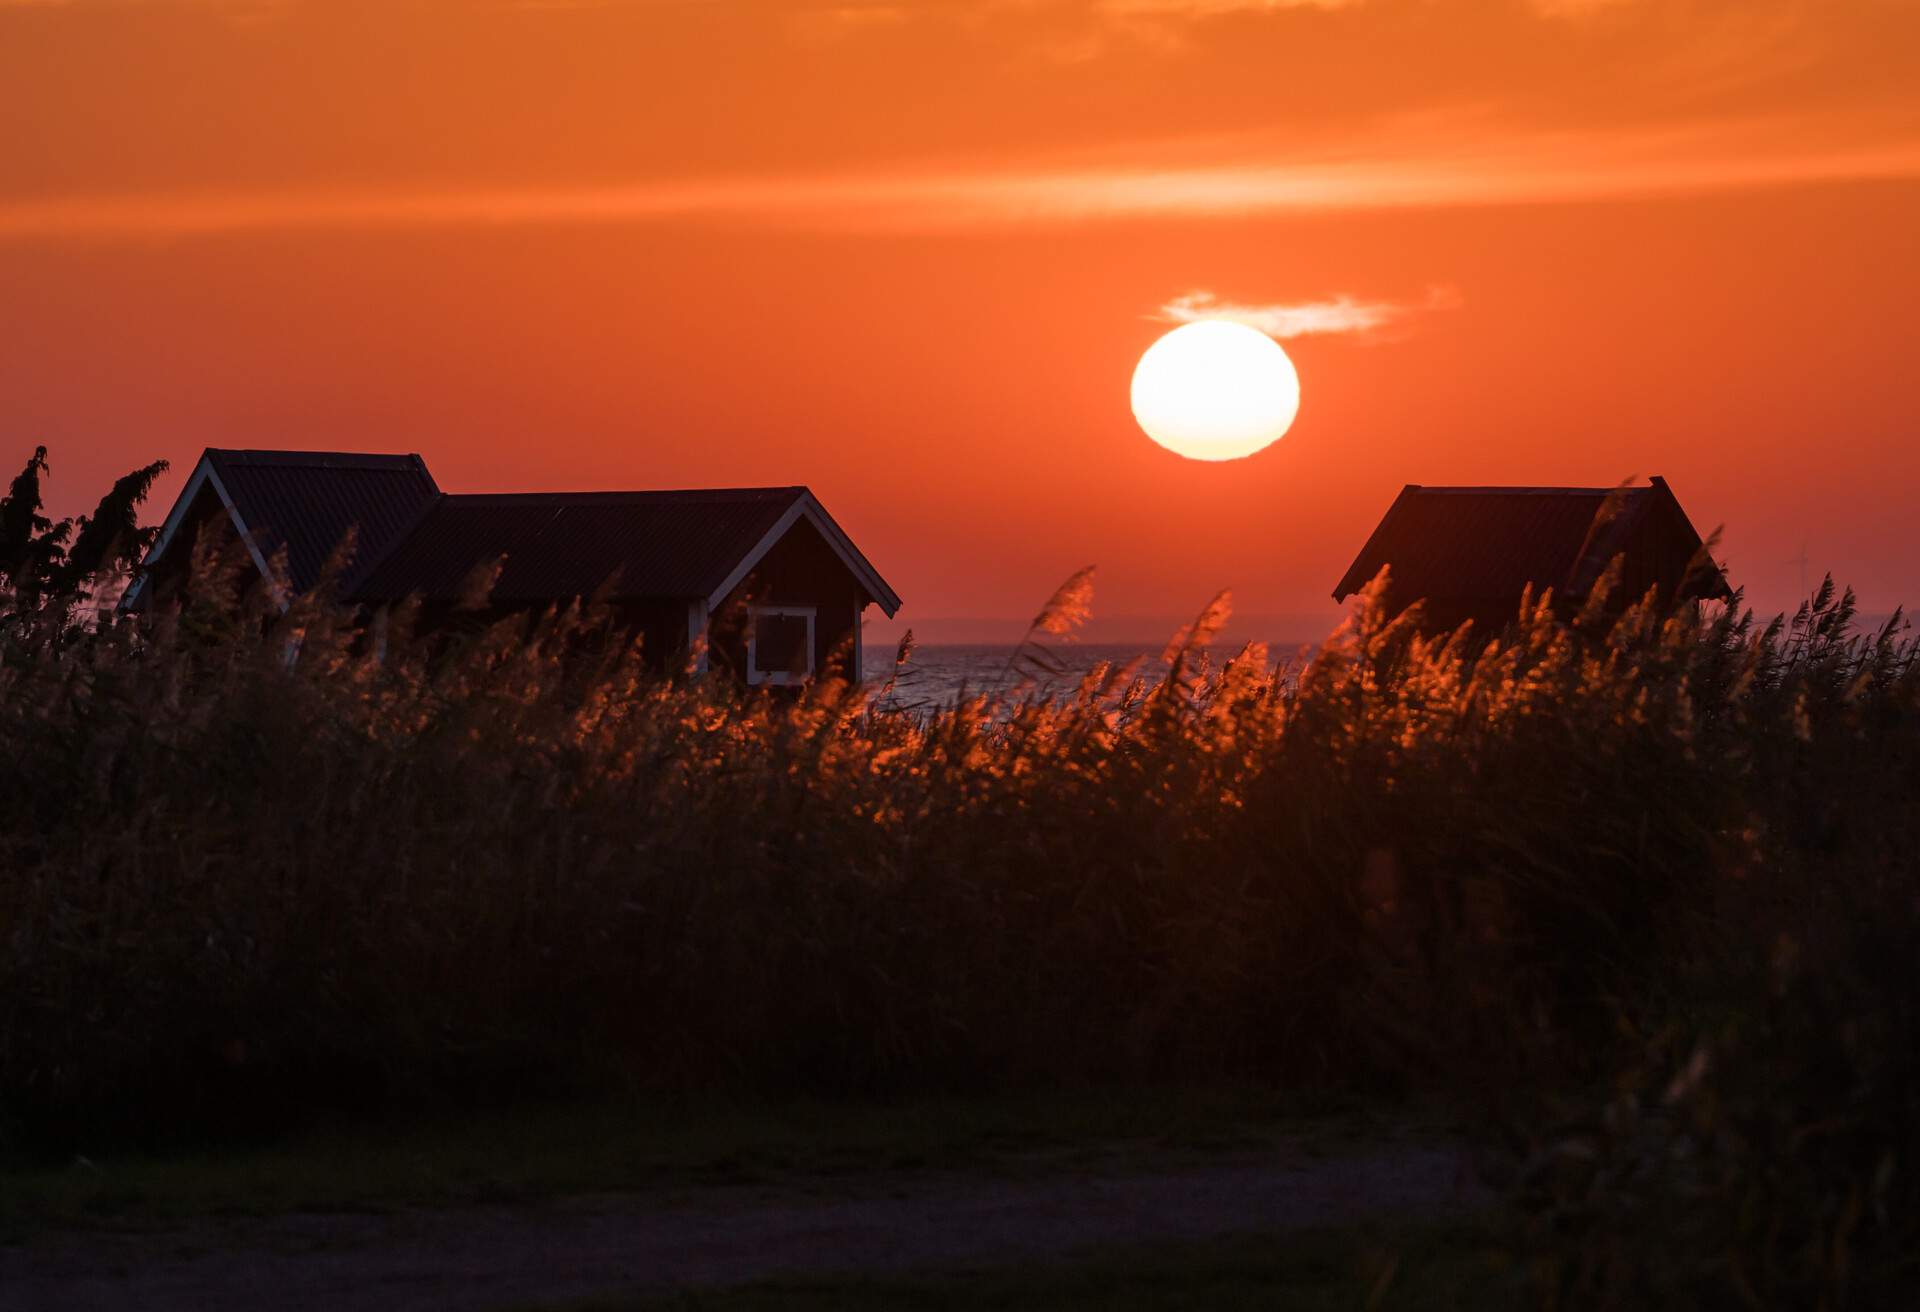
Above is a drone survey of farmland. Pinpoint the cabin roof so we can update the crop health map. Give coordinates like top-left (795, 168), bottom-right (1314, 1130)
top-left (350, 488), bottom-right (807, 605)
top-left (196, 448), bottom-right (441, 593)
top-left (1332, 478), bottom-right (1730, 605)
top-left (128, 449), bottom-right (902, 617)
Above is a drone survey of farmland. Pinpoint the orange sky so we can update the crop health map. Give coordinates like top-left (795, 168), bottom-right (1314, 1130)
top-left (5, 0), bottom-right (1918, 639)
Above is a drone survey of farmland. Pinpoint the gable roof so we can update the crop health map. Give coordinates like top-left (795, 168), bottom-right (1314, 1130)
top-left (351, 486), bottom-right (900, 616)
top-left (350, 487), bottom-right (794, 604)
top-left (128, 448), bottom-right (903, 618)
top-left (125, 448), bottom-right (439, 607)
top-left (1332, 478), bottom-right (1730, 605)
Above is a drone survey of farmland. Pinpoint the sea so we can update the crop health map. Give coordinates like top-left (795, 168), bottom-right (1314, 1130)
top-left (863, 642), bottom-right (1313, 708)
top-left (861, 606), bottom-right (1915, 708)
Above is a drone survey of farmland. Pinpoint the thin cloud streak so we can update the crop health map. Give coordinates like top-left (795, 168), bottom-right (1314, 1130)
top-left (2, 121), bottom-right (1917, 242)
top-left (1097, 0), bottom-right (1359, 14)
top-left (1156, 286), bottom-right (1461, 339)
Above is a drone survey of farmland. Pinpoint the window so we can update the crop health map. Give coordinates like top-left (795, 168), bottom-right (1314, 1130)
top-left (746, 605), bottom-right (815, 686)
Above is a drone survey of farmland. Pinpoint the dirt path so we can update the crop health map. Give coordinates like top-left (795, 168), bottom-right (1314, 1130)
top-left (2, 1143), bottom-right (1479, 1311)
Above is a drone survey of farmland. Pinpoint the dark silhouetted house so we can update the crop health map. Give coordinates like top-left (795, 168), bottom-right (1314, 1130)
top-left (1332, 477), bottom-right (1731, 635)
top-left (125, 448), bottom-right (902, 685)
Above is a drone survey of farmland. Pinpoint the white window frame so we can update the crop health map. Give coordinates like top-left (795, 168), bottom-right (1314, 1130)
top-left (745, 605), bottom-right (816, 686)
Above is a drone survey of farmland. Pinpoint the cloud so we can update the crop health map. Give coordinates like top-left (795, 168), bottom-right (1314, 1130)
top-left (1155, 286), bottom-right (1461, 340)
top-left (0, 114), bottom-right (1915, 243)
top-left (1526, 0), bottom-right (1638, 15)
top-left (815, 0), bottom-right (1642, 37)
top-left (1100, 0), bottom-right (1634, 14)
top-left (0, 0), bottom-right (286, 6)
top-left (1096, 0), bottom-right (1358, 14)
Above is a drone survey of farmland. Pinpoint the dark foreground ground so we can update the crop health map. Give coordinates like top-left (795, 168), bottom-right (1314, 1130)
top-left (0, 1092), bottom-right (1497, 1311)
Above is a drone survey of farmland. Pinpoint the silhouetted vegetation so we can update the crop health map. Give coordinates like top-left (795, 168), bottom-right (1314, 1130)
top-left (0, 444), bottom-right (167, 612)
top-left (1, 450), bottom-right (1915, 1306)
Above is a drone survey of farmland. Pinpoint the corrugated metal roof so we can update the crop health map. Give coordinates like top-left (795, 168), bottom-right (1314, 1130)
top-left (206, 448), bottom-right (439, 593)
top-left (1332, 481), bottom-right (1726, 604)
top-left (348, 488), bottom-right (807, 604)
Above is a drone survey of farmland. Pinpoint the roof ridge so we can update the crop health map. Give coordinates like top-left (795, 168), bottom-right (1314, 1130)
top-left (206, 447), bottom-right (431, 466)
top-left (1406, 484), bottom-right (1651, 496)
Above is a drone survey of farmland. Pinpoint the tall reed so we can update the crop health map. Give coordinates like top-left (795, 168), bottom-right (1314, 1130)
top-left (1, 553), bottom-right (1915, 1286)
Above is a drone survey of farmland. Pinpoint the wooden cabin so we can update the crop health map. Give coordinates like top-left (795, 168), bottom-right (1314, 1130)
top-left (1332, 478), bottom-right (1732, 634)
top-left (124, 448), bottom-right (902, 684)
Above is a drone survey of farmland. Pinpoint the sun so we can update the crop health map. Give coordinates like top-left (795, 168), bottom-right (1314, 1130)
top-left (1130, 320), bottom-right (1301, 462)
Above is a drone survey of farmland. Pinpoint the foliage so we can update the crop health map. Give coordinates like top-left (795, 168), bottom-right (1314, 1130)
top-left (0, 445), bottom-right (169, 612)
top-left (0, 445), bottom-right (71, 596)
top-left (62, 457), bottom-right (169, 589)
